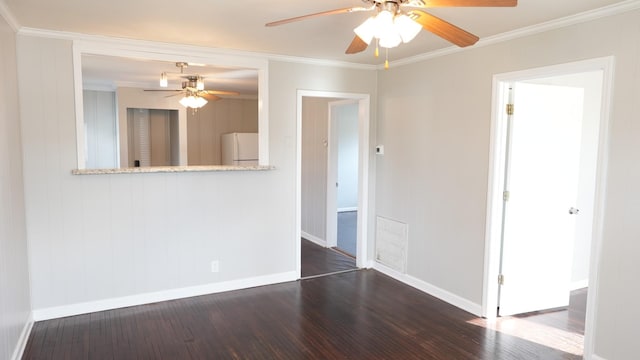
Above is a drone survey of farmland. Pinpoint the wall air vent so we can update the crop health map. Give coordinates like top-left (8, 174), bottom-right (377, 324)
top-left (375, 216), bottom-right (408, 273)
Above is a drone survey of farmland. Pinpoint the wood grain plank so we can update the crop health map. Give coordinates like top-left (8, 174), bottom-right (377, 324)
top-left (22, 271), bottom-right (585, 359)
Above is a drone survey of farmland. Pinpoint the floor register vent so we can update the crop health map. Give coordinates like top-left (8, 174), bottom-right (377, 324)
top-left (375, 216), bottom-right (408, 273)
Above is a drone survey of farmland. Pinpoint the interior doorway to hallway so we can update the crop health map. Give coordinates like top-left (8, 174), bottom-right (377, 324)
top-left (330, 100), bottom-right (359, 258)
top-left (497, 77), bottom-right (598, 317)
top-left (483, 57), bottom-right (613, 359)
top-left (296, 91), bottom-right (370, 279)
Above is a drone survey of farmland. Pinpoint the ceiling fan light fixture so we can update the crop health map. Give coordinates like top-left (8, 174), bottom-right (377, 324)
top-left (160, 72), bottom-right (168, 88)
top-left (395, 14), bottom-right (421, 43)
top-left (354, 16), bottom-right (376, 45)
top-left (354, 8), bottom-right (420, 51)
top-left (180, 95), bottom-right (208, 109)
top-left (379, 32), bottom-right (402, 48)
top-left (375, 10), bottom-right (395, 39)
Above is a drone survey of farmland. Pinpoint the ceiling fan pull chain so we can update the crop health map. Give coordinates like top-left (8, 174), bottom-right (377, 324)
top-left (375, 38), bottom-right (380, 58)
top-left (385, 48), bottom-right (389, 70)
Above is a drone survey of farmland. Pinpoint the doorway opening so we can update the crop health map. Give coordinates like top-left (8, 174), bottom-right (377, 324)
top-left (483, 57), bottom-right (613, 359)
top-left (296, 91), bottom-right (370, 279)
top-left (126, 108), bottom-right (180, 167)
top-left (329, 100), bottom-right (360, 258)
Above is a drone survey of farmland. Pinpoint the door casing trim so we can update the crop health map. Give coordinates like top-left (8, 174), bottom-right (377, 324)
top-left (482, 56), bottom-right (615, 359)
top-left (296, 90), bottom-right (371, 278)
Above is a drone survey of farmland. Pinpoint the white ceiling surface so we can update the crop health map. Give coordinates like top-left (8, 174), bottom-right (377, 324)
top-left (5, 0), bottom-right (629, 65)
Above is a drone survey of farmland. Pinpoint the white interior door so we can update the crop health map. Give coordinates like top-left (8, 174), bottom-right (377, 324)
top-left (499, 82), bottom-right (584, 316)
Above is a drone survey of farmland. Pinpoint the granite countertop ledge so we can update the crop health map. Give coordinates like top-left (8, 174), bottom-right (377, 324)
top-left (72, 165), bottom-right (275, 175)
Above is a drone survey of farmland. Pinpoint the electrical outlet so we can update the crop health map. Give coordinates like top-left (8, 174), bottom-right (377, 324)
top-left (211, 260), bottom-right (219, 273)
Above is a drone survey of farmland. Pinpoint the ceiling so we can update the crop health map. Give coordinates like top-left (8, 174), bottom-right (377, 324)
top-left (4, 0), bottom-right (629, 65)
top-left (3, 0), bottom-right (631, 94)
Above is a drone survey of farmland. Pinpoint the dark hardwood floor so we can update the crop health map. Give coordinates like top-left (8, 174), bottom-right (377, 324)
top-left (23, 270), bottom-right (584, 359)
top-left (470, 288), bottom-right (587, 358)
top-left (301, 238), bottom-right (356, 278)
top-left (512, 287), bottom-right (587, 334)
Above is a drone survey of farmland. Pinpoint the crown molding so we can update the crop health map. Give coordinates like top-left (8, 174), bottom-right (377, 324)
top-left (388, 0), bottom-right (640, 69)
top-left (17, 27), bottom-right (377, 71)
top-left (265, 52), bottom-right (378, 70)
top-left (0, 0), bottom-right (20, 31)
top-left (19, 27), bottom-right (271, 62)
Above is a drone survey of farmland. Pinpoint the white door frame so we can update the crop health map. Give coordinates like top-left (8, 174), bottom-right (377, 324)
top-left (482, 57), bottom-right (614, 359)
top-left (326, 99), bottom-right (360, 249)
top-left (296, 90), bottom-right (371, 277)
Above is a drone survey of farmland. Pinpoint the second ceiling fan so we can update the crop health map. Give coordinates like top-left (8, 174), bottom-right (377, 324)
top-left (144, 62), bottom-right (240, 109)
top-left (267, 0), bottom-right (517, 59)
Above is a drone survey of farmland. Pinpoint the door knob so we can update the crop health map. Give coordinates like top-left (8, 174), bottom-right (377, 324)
top-left (568, 207), bottom-right (580, 215)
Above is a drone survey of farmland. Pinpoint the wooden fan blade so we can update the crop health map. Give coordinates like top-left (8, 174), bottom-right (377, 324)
top-left (142, 89), bottom-right (184, 98)
top-left (409, 10), bottom-right (479, 47)
top-left (201, 93), bottom-right (220, 101)
top-left (345, 36), bottom-right (369, 54)
top-left (405, 0), bottom-right (516, 7)
top-left (203, 90), bottom-right (239, 96)
top-left (266, 6), bottom-right (370, 27)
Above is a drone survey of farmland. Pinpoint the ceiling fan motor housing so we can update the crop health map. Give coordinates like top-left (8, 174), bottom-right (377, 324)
top-left (365, 0), bottom-right (402, 14)
top-left (182, 76), bottom-right (203, 91)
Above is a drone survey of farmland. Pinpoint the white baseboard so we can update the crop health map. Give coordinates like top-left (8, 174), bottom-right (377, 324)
top-left (373, 261), bottom-right (482, 317)
top-left (592, 355), bottom-right (607, 360)
top-left (570, 279), bottom-right (589, 291)
top-left (11, 312), bottom-right (33, 360)
top-left (338, 207), bottom-right (357, 213)
top-left (301, 231), bottom-right (327, 247)
top-left (32, 271), bottom-right (297, 321)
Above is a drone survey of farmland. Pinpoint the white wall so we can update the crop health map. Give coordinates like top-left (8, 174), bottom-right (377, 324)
top-left (16, 34), bottom-right (377, 320)
top-left (376, 9), bottom-right (640, 360)
top-left (0, 12), bottom-right (31, 360)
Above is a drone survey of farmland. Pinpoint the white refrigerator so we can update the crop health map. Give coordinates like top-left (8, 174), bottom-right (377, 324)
top-left (221, 132), bottom-right (259, 166)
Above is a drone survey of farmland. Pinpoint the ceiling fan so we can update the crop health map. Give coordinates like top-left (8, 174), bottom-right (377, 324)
top-left (266, 0), bottom-right (517, 58)
top-left (145, 62), bottom-right (240, 108)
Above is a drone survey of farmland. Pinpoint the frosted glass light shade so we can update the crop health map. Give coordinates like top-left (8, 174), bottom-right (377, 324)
top-left (375, 10), bottom-right (395, 39)
top-left (354, 16), bottom-right (376, 44)
top-left (379, 32), bottom-right (402, 48)
top-left (395, 14), bottom-right (422, 43)
top-left (353, 10), bottom-right (422, 50)
top-left (180, 95), bottom-right (208, 109)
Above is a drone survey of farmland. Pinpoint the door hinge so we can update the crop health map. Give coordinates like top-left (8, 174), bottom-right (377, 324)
top-left (498, 274), bottom-right (505, 286)
top-left (503, 191), bottom-right (510, 202)
top-left (506, 103), bottom-right (514, 116)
